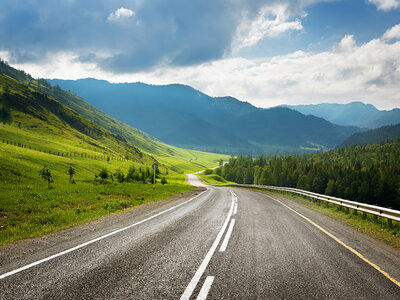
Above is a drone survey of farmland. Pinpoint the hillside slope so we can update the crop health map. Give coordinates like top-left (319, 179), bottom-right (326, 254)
top-left (0, 60), bottom-right (228, 172)
top-left (283, 102), bottom-right (400, 129)
top-left (340, 123), bottom-right (400, 147)
top-left (0, 73), bottom-right (155, 164)
top-left (50, 78), bottom-right (360, 154)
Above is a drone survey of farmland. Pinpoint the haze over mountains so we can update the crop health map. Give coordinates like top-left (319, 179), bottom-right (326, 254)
top-left (282, 102), bottom-right (400, 129)
top-left (50, 78), bottom-right (360, 154)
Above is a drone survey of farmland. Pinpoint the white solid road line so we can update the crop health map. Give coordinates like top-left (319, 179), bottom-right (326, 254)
top-left (233, 203), bottom-right (238, 215)
top-left (0, 188), bottom-right (210, 280)
top-left (180, 191), bottom-right (235, 300)
top-left (196, 276), bottom-right (215, 300)
top-left (219, 219), bottom-right (236, 252)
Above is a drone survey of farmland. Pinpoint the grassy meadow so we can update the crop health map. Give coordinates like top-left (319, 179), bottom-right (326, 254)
top-left (0, 71), bottom-right (229, 246)
top-left (0, 140), bottom-right (196, 245)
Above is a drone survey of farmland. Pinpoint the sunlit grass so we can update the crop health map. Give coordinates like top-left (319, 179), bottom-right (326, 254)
top-left (0, 143), bottom-right (195, 245)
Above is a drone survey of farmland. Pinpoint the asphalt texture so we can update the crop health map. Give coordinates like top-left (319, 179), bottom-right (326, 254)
top-left (1, 175), bottom-right (399, 299)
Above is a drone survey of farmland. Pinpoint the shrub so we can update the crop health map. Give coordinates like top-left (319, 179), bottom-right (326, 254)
top-left (114, 169), bottom-right (125, 183)
top-left (204, 169), bottom-right (212, 175)
top-left (39, 166), bottom-right (53, 188)
top-left (68, 166), bottom-right (75, 183)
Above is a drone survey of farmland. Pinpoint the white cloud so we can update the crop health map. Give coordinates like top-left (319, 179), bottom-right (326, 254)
top-left (383, 24), bottom-right (400, 40)
top-left (368, 0), bottom-right (400, 11)
top-left (235, 4), bottom-right (304, 48)
top-left (336, 35), bottom-right (356, 52)
top-left (8, 24), bottom-right (400, 110)
top-left (107, 7), bottom-right (134, 21)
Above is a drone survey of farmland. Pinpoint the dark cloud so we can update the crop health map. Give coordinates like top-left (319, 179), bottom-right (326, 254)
top-left (0, 0), bottom-right (304, 73)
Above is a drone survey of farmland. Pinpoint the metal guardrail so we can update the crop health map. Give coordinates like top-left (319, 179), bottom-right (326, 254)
top-left (220, 183), bottom-right (400, 226)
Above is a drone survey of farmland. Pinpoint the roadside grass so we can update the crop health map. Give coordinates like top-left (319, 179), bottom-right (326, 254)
top-left (156, 149), bottom-right (229, 174)
top-left (245, 187), bottom-right (400, 248)
top-left (0, 143), bottom-right (195, 245)
top-left (198, 173), bottom-right (235, 185)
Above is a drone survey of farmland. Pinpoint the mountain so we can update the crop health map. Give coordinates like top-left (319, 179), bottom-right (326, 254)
top-left (340, 123), bottom-right (400, 147)
top-left (49, 79), bottom-right (255, 153)
top-left (0, 60), bottom-right (229, 173)
top-left (0, 72), bottom-right (155, 165)
top-left (282, 102), bottom-right (400, 129)
top-left (50, 78), bottom-right (360, 154)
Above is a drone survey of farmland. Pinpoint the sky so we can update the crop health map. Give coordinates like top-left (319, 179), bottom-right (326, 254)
top-left (0, 0), bottom-right (399, 109)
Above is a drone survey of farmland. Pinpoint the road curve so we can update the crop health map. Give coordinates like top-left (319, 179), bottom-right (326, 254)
top-left (1, 175), bottom-right (399, 299)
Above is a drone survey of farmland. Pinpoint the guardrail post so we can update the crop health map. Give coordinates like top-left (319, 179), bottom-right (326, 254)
top-left (346, 207), bottom-right (349, 214)
top-left (388, 219), bottom-right (392, 228)
top-left (362, 212), bottom-right (367, 220)
top-left (373, 215), bottom-right (377, 222)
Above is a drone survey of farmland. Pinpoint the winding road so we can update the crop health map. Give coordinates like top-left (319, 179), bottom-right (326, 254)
top-left (1, 174), bottom-right (400, 299)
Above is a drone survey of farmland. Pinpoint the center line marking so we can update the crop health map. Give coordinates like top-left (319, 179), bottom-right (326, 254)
top-left (196, 276), bottom-right (214, 300)
top-left (0, 188), bottom-right (209, 280)
top-left (233, 203), bottom-right (238, 215)
top-left (180, 191), bottom-right (235, 300)
top-left (220, 219), bottom-right (235, 252)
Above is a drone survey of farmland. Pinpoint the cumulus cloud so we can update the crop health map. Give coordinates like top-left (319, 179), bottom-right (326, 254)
top-left (0, 0), bottom-right (319, 73)
top-left (368, 0), bottom-right (400, 11)
top-left (336, 35), bottom-right (356, 52)
top-left (107, 7), bottom-right (134, 21)
top-left (382, 24), bottom-right (400, 40)
top-left (14, 24), bottom-right (400, 110)
top-left (236, 4), bottom-right (304, 48)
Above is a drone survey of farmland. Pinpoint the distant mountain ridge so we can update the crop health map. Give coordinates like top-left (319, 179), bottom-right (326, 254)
top-left (50, 78), bottom-right (360, 154)
top-left (340, 123), bottom-right (400, 147)
top-left (281, 102), bottom-right (400, 129)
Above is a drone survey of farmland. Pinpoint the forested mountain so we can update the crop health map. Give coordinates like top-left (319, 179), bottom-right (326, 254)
top-left (282, 102), bottom-right (400, 129)
top-left (217, 140), bottom-right (400, 209)
top-left (50, 78), bottom-right (360, 154)
top-left (340, 123), bottom-right (400, 147)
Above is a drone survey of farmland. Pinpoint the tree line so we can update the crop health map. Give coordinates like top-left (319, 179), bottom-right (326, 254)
top-left (217, 140), bottom-right (400, 209)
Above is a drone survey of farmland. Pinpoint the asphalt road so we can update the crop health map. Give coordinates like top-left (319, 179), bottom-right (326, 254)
top-left (1, 175), bottom-right (400, 299)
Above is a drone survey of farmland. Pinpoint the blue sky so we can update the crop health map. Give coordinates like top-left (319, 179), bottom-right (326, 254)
top-left (0, 0), bottom-right (399, 109)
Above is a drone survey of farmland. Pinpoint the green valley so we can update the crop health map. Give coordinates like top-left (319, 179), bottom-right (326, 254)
top-left (0, 62), bottom-right (228, 245)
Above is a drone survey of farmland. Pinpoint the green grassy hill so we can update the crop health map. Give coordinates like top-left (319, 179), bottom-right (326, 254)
top-left (0, 60), bottom-right (228, 173)
top-left (0, 62), bottom-right (229, 245)
top-left (0, 72), bottom-right (200, 245)
top-left (0, 73), bottom-right (156, 164)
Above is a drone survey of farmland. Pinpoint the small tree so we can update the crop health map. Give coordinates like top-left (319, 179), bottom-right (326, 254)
top-left (99, 167), bottom-right (109, 179)
top-left (0, 88), bottom-right (12, 126)
top-left (39, 166), bottom-right (53, 188)
top-left (68, 166), bottom-right (75, 183)
top-left (161, 177), bottom-right (167, 185)
top-left (114, 169), bottom-right (125, 183)
top-left (204, 169), bottom-right (212, 175)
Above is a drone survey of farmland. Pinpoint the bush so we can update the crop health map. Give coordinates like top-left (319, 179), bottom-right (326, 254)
top-left (161, 177), bottom-right (167, 185)
top-left (39, 166), bottom-right (53, 188)
top-left (204, 169), bottom-right (213, 175)
top-left (98, 167), bottom-right (109, 179)
top-left (114, 169), bottom-right (125, 183)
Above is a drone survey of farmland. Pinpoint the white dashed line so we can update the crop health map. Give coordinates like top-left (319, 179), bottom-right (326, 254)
top-left (219, 219), bottom-right (236, 252)
top-left (180, 191), bottom-right (235, 300)
top-left (196, 276), bottom-right (215, 300)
